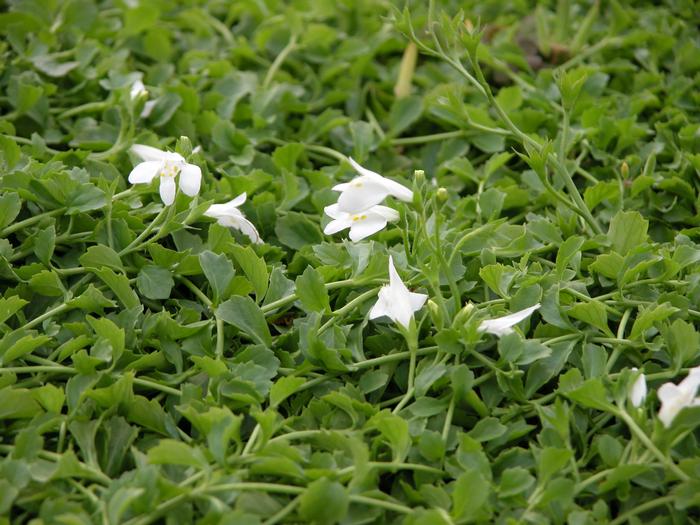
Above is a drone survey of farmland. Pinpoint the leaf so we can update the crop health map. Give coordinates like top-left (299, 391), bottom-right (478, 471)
top-left (388, 95), bottom-right (423, 137)
top-left (630, 302), bottom-right (678, 340)
top-left (498, 467), bottom-right (535, 498)
top-left (298, 478), bottom-right (349, 525)
top-left (0, 193), bottom-right (21, 230)
top-left (556, 236), bottom-right (584, 278)
top-left (94, 268), bottom-right (140, 309)
top-left (0, 296), bottom-right (28, 325)
top-left (79, 245), bottom-right (124, 272)
top-left (136, 266), bottom-right (174, 300)
top-left (269, 377), bottom-right (306, 407)
top-left (147, 439), bottom-right (207, 468)
top-left (199, 250), bottom-right (235, 302)
top-left (567, 301), bottom-right (612, 336)
top-left (452, 468), bottom-right (490, 520)
top-left (469, 417), bottom-right (507, 442)
top-left (275, 212), bottom-right (324, 250)
top-left (33, 224), bottom-right (55, 266)
top-left (565, 378), bottom-right (614, 412)
top-left (216, 296), bottom-right (272, 346)
top-left (295, 267), bottom-right (330, 313)
top-left (608, 210), bottom-right (648, 255)
top-left (231, 245), bottom-right (268, 301)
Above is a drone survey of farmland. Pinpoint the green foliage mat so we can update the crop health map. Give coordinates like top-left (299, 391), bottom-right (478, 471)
top-left (2, 1), bottom-right (700, 523)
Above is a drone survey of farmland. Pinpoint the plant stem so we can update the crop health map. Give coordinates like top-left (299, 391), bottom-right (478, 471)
top-left (616, 409), bottom-right (688, 481)
top-left (609, 495), bottom-right (675, 525)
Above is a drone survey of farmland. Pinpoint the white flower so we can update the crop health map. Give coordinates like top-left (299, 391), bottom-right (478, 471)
top-left (369, 256), bottom-right (427, 329)
top-left (629, 368), bottom-right (647, 408)
top-left (657, 367), bottom-right (700, 427)
top-left (333, 158), bottom-right (413, 213)
top-left (477, 304), bottom-right (541, 337)
top-left (323, 203), bottom-right (399, 242)
top-left (130, 79), bottom-right (148, 100)
top-left (204, 193), bottom-right (262, 244)
top-left (128, 144), bottom-right (202, 205)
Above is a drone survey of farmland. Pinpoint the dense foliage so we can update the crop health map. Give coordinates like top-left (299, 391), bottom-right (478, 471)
top-left (1, 0), bottom-right (700, 523)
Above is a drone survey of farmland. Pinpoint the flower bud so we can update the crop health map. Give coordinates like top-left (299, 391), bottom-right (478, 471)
top-left (177, 136), bottom-right (193, 157)
top-left (436, 187), bottom-right (448, 203)
top-left (427, 299), bottom-right (443, 329)
top-left (414, 169), bottom-right (425, 184)
top-left (453, 302), bottom-right (475, 326)
top-left (620, 161), bottom-right (629, 179)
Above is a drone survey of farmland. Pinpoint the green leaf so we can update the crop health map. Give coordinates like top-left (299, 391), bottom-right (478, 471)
top-left (216, 296), bottom-right (272, 346)
top-left (269, 377), bottom-right (306, 407)
top-left (0, 331), bottom-right (51, 364)
top-left (231, 245), bottom-right (268, 301)
top-left (94, 268), bottom-right (140, 309)
top-left (388, 95), bottom-right (423, 137)
top-left (136, 265), bottom-right (174, 300)
top-left (147, 439), bottom-right (207, 468)
top-left (33, 224), bottom-right (55, 266)
top-left (0, 193), bottom-right (21, 230)
top-left (298, 478), bottom-right (349, 525)
top-left (469, 417), bottom-right (507, 442)
top-left (608, 210), bottom-right (648, 255)
top-left (498, 467), bottom-right (535, 498)
top-left (0, 296), bottom-right (28, 325)
top-left (275, 212), bottom-right (324, 250)
top-left (295, 267), bottom-right (330, 313)
top-left (555, 236), bottom-right (583, 278)
top-left (565, 378), bottom-right (614, 412)
top-left (199, 250), bottom-right (235, 302)
top-left (452, 468), bottom-right (490, 520)
top-left (567, 300), bottom-right (612, 336)
top-left (629, 302), bottom-right (678, 340)
top-left (79, 244), bottom-right (124, 272)
top-left (87, 316), bottom-right (125, 364)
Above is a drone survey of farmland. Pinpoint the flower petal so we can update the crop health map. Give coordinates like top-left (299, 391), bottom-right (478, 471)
top-left (234, 216), bottom-right (263, 244)
top-left (629, 370), bottom-right (647, 408)
top-left (409, 291), bottom-right (428, 312)
top-left (229, 192), bottom-right (247, 208)
top-left (159, 176), bottom-right (177, 205)
top-left (179, 163), bottom-right (202, 197)
top-left (347, 157), bottom-right (413, 202)
top-left (324, 218), bottom-right (351, 235)
top-left (336, 179), bottom-right (389, 213)
top-left (128, 161), bottom-right (161, 184)
top-left (324, 203), bottom-right (346, 220)
top-left (478, 303), bottom-right (541, 337)
top-left (130, 144), bottom-right (169, 162)
top-left (348, 214), bottom-right (388, 241)
top-left (368, 286), bottom-right (392, 320)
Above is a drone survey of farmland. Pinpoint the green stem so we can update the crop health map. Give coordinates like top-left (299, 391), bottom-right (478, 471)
top-left (57, 101), bottom-right (110, 119)
top-left (216, 316), bottom-right (225, 359)
top-left (1, 207), bottom-right (66, 237)
top-left (391, 130), bottom-right (465, 145)
top-left (617, 409), bottom-right (689, 481)
top-left (263, 34), bottom-right (298, 89)
top-left (118, 206), bottom-right (170, 256)
top-left (609, 495), bottom-right (675, 525)
top-left (392, 325), bottom-right (419, 414)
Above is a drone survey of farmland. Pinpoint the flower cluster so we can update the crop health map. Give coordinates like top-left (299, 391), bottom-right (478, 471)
top-left (323, 158), bottom-right (413, 242)
top-left (127, 144), bottom-right (261, 243)
top-left (625, 366), bottom-right (700, 428)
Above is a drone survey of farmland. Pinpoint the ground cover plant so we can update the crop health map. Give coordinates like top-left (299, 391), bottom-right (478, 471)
top-left (1, 0), bottom-right (700, 523)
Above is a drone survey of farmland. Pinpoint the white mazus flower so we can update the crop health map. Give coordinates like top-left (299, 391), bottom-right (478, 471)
top-left (369, 256), bottom-right (427, 329)
top-left (657, 367), bottom-right (700, 427)
top-left (477, 304), bottom-right (541, 337)
top-left (323, 203), bottom-right (399, 242)
top-left (130, 79), bottom-right (148, 100)
top-left (333, 158), bottom-right (413, 213)
top-left (204, 193), bottom-right (262, 244)
top-left (629, 368), bottom-right (647, 408)
top-left (128, 144), bottom-right (202, 205)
